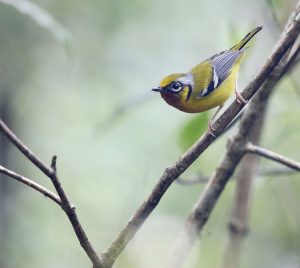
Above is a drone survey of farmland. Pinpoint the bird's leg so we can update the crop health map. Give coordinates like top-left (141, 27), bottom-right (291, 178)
top-left (235, 79), bottom-right (247, 104)
top-left (208, 104), bottom-right (224, 137)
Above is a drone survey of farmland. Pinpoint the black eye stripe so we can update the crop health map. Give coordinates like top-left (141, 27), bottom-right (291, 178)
top-left (185, 85), bottom-right (193, 102)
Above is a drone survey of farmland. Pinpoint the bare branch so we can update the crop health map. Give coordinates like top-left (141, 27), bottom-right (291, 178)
top-left (246, 143), bottom-right (300, 171)
top-left (285, 0), bottom-right (300, 31)
top-left (220, 111), bottom-right (244, 137)
top-left (1, 1), bottom-right (299, 267)
top-left (280, 42), bottom-right (300, 77)
top-left (0, 120), bottom-right (52, 176)
top-left (0, 120), bottom-right (103, 268)
top-left (101, 5), bottom-right (300, 267)
top-left (165, 134), bottom-right (249, 268)
top-left (220, 103), bottom-right (266, 268)
top-left (51, 155), bottom-right (57, 172)
top-left (0, 164), bottom-right (61, 205)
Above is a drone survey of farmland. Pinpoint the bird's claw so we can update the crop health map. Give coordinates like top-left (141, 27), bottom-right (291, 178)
top-left (235, 90), bottom-right (248, 104)
top-left (208, 122), bottom-right (217, 137)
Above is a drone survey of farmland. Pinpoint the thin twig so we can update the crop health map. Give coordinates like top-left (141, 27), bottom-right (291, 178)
top-left (0, 120), bottom-right (52, 176)
top-left (100, 5), bottom-right (300, 267)
top-left (246, 143), bottom-right (300, 171)
top-left (0, 120), bottom-right (103, 268)
top-left (0, 164), bottom-right (61, 205)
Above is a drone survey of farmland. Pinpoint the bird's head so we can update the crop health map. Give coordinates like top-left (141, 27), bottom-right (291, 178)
top-left (152, 73), bottom-right (194, 107)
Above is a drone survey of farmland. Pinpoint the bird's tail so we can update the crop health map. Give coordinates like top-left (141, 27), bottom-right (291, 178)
top-left (231, 26), bottom-right (263, 51)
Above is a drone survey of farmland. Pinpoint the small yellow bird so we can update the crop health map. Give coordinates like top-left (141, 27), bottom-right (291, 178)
top-left (152, 26), bottom-right (262, 136)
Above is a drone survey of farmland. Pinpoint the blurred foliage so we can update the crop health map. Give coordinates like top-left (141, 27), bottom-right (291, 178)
top-left (0, 0), bottom-right (70, 43)
top-left (0, 0), bottom-right (299, 268)
top-left (268, 0), bottom-right (283, 8)
top-left (178, 113), bottom-right (209, 151)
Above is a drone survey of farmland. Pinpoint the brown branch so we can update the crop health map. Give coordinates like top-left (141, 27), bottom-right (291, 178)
top-left (222, 157), bottom-right (255, 261)
top-left (281, 43), bottom-right (300, 76)
top-left (165, 127), bottom-right (250, 268)
top-left (217, 36), bottom-right (300, 263)
top-left (220, 102), bottom-right (266, 268)
top-left (0, 164), bottom-right (61, 205)
top-left (1, 2), bottom-right (298, 267)
top-left (246, 143), bottom-right (300, 171)
top-left (0, 120), bottom-right (52, 176)
top-left (222, 109), bottom-right (298, 268)
top-left (221, 69), bottom-right (300, 267)
top-left (165, 3), bottom-right (300, 267)
top-left (100, 4), bottom-right (300, 267)
top-left (0, 120), bottom-right (103, 268)
top-left (285, 0), bottom-right (300, 31)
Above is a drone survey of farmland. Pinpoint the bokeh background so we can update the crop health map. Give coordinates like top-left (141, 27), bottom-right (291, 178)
top-left (0, 0), bottom-right (299, 267)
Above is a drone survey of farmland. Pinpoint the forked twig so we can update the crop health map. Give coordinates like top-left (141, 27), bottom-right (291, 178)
top-left (0, 120), bottom-right (103, 268)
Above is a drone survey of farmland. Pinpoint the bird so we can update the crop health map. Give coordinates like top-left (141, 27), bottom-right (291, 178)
top-left (152, 26), bottom-right (262, 137)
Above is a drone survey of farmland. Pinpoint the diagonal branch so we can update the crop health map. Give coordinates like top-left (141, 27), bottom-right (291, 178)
top-left (0, 120), bottom-right (103, 268)
top-left (100, 4), bottom-right (300, 268)
top-left (246, 143), bottom-right (300, 171)
top-left (0, 164), bottom-right (61, 205)
top-left (220, 103), bottom-right (266, 268)
top-left (0, 120), bottom-right (52, 176)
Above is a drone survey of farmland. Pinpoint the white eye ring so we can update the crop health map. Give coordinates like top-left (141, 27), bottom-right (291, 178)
top-left (170, 82), bottom-right (183, 92)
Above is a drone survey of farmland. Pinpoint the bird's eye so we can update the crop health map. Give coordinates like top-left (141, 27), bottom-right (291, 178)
top-left (170, 82), bottom-right (183, 92)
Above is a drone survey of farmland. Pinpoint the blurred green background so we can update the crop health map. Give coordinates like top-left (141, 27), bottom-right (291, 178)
top-left (0, 0), bottom-right (299, 267)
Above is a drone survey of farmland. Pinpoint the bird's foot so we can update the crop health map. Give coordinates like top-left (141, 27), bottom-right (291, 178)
top-left (208, 122), bottom-right (216, 137)
top-left (235, 89), bottom-right (247, 104)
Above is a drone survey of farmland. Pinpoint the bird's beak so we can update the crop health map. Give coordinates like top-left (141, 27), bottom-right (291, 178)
top-left (152, 87), bottom-right (163, 92)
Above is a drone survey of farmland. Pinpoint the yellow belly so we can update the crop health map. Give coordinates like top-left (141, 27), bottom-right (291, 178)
top-left (177, 68), bottom-right (238, 113)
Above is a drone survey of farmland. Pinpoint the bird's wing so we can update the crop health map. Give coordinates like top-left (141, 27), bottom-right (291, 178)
top-left (198, 49), bottom-right (245, 97)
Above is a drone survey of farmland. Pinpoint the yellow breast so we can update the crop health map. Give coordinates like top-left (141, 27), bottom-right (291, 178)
top-left (162, 65), bottom-right (239, 113)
